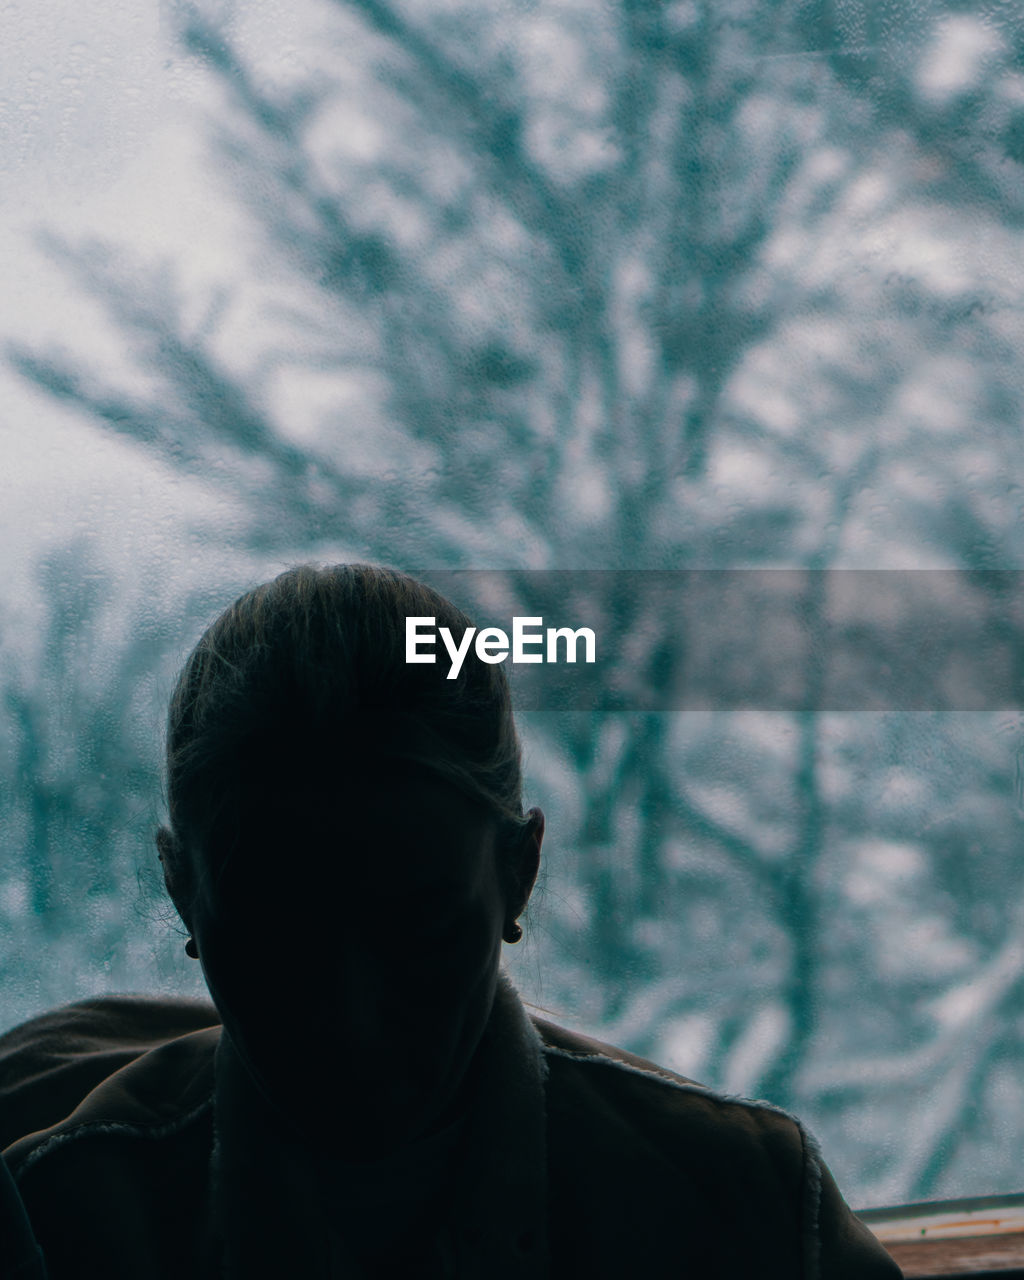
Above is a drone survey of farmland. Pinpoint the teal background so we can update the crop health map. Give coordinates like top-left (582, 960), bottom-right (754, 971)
top-left (4, 0), bottom-right (1024, 1207)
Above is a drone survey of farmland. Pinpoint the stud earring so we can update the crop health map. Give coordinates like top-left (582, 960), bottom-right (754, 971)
top-left (185, 937), bottom-right (199, 959)
top-left (505, 922), bottom-right (523, 944)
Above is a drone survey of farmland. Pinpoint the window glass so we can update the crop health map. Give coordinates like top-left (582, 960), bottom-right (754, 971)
top-left (3, 0), bottom-right (1023, 1208)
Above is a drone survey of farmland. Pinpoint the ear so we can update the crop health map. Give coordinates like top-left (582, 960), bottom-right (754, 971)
top-left (507, 806), bottom-right (543, 920)
top-left (156, 825), bottom-right (192, 932)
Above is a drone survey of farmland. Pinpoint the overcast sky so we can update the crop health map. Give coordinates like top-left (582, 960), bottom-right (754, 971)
top-left (0, 1), bottom-right (283, 644)
top-left (3, 0), bottom-right (1020, 637)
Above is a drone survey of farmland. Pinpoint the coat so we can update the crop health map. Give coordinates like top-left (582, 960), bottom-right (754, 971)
top-left (0, 978), bottom-right (901, 1279)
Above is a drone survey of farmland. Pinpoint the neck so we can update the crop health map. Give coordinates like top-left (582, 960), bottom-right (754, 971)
top-left (208, 976), bottom-right (551, 1279)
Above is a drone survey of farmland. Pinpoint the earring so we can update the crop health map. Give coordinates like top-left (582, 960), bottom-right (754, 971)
top-left (504, 922), bottom-right (523, 944)
top-left (185, 937), bottom-right (199, 959)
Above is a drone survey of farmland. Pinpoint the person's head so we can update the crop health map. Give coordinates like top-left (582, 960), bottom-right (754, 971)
top-left (157, 564), bottom-right (542, 1153)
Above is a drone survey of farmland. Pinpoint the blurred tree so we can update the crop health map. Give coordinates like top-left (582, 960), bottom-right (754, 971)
top-left (7, 0), bottom-right (1024, 1204)
top-left (0, 542), bottom-right (206, 1028)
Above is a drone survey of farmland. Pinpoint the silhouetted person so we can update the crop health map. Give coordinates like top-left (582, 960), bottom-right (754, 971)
top-left (0, 565), bottom-right (901, 1277)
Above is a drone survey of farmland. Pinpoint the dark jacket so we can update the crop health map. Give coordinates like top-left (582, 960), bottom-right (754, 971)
top-left (0, 980), bottom-right (900, 1279)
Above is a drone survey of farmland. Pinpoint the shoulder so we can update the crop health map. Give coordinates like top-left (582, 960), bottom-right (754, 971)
top-left (530, 1014), bottom-right (900, 1279)
top-left (0, 996), bottom-right (220, 1279)
top-left (0, 992), bottom-right (220, 1082)
top-left (533, 1013), bottom-right (804, 1163)
top-left (0, 995), bottom-right (220, 1164)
